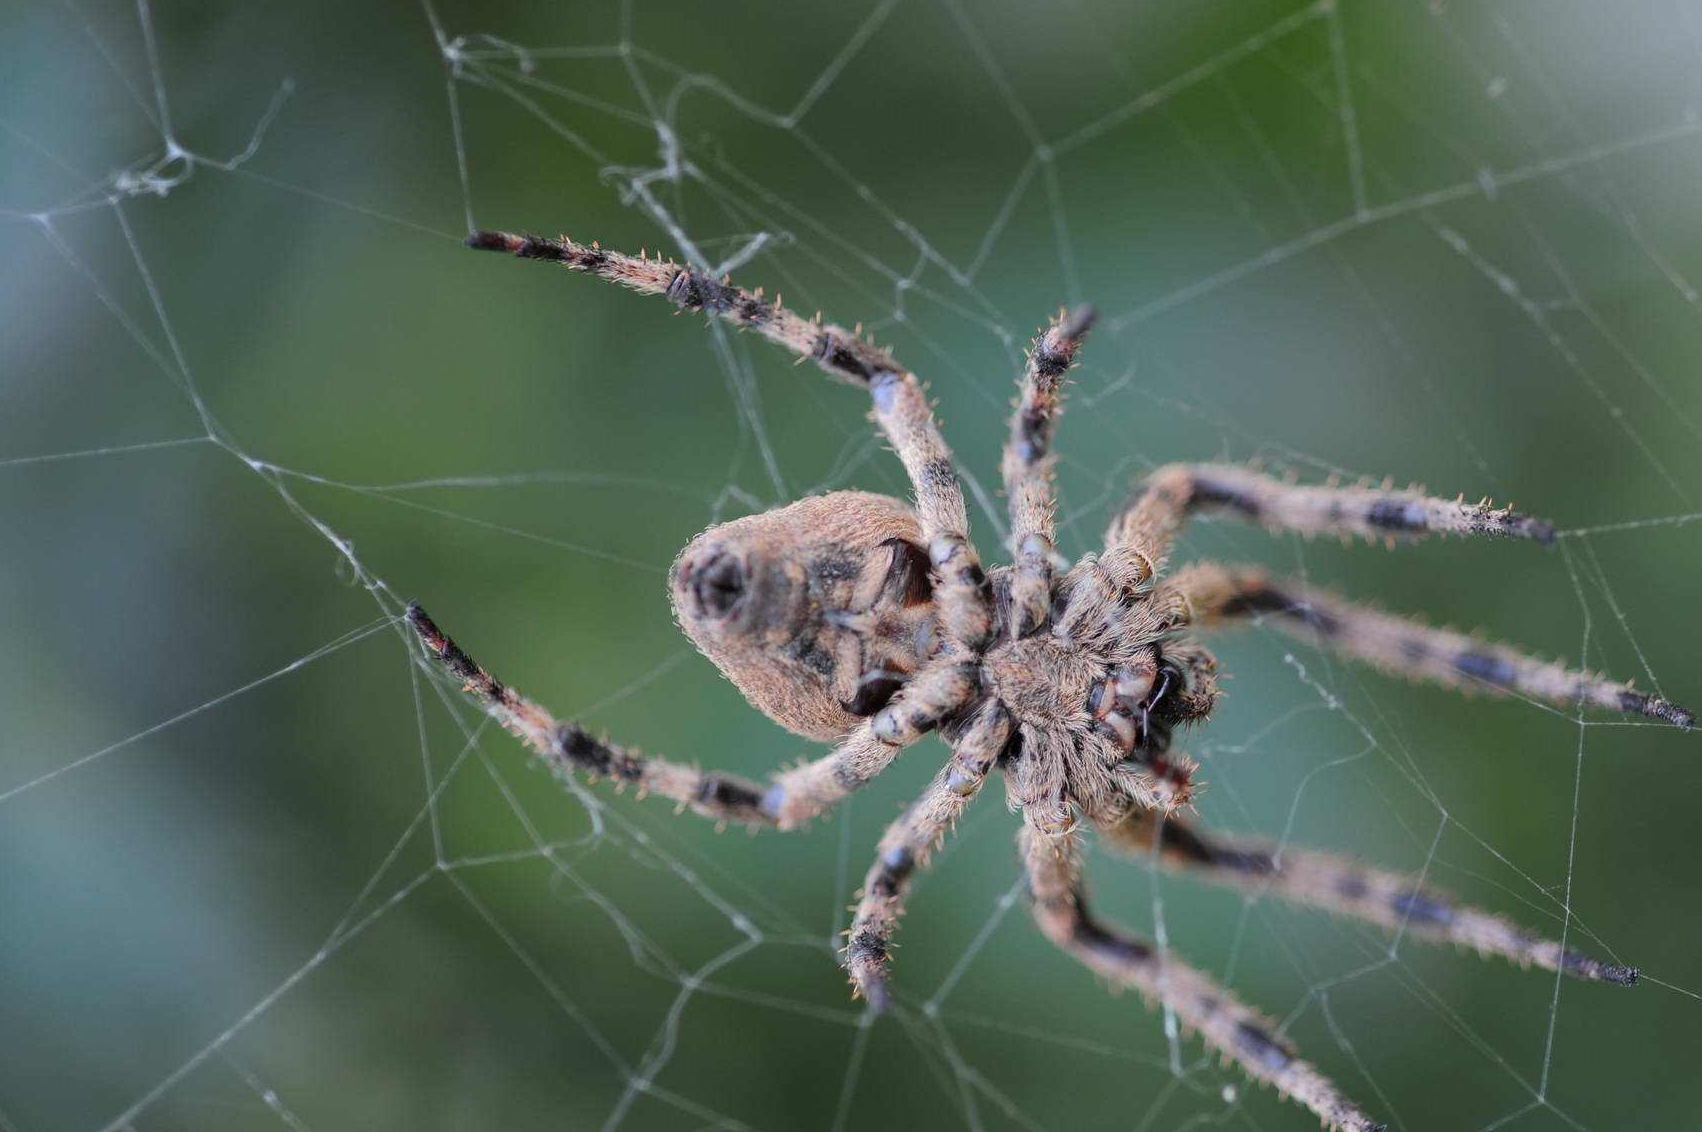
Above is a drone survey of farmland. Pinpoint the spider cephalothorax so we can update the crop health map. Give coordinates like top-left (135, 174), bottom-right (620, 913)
top-left (409, 229), bottom-right (1692, 1132)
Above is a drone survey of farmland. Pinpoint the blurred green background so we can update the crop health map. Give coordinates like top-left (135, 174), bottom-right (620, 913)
top-left (4, 1), bottom-right (1701, 1129)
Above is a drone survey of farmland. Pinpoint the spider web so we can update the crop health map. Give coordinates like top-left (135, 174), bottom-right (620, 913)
top-left (3, 1), bottom-right (1701, 1129)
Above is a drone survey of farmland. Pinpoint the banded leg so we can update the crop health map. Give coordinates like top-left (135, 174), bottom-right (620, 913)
top-left (845, 700), bottom-right (1014, 1008)
top-left (766, 657), bottom-right (982, 829)
top-left (1020, 826), bottom-right (1385, 1132)
top-left (1001, 306), bottom-right (1096, 637)
top-left (871, 371), bottom-right (991, 648)
top-left (1100, 808), bottom-right (1637, 985)
top-left (470, 229), bottom-right (992, 651)
top-left (408, 604), bottom-right (773, 827)
top-left (467, 230), bottom-right (898, 386)
top-left (1104, 464), bottom-right (1557, 590)
top-left (1160, 562), bottom-right (1694, 728)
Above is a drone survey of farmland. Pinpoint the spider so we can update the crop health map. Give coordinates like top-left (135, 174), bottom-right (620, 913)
top-left (408, 228), bottom-right (1694, 1132)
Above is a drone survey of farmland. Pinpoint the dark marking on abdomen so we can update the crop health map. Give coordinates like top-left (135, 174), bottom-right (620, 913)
top-left (782, 632), bottom-right (837, 678)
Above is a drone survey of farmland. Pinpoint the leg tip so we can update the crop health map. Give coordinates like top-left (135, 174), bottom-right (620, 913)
top-left (466, 229), bottom-right (523, 254)
top-left (1562, 947), bottom-right (1639, 986)
top-left (405, 600), bottom-right (435, 640)
top-left (403, 602), bottom-right (458, 669)
top-left (1060, 303), bottom-right (1097, 340)
top-left (1620, 689), bottom-right (1694, 730)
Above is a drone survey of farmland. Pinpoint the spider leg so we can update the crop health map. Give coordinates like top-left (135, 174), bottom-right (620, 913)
top-left (1159, 561), bottom-right (1694, 728)
top-left (413, 602), bottom-right (971, 831)
top-left (844, 699), bottom-right (1014, 1007)
top-left (467, 230), bottom-right (898, 387)
top-left (764, 656), bottom-right (983, 829)
top-left (871, 371), bottom-right (991, 649)
top-left (1099, 808), bottom-right (1638, 985)
top-left (468, 229), bottom-right (993, 651)
top-left (1020, 825), bottom-right (1386, 1132)
top-left (1002, 306), bottom-right (1096, 637)
top-left (408, 603), bottom-right (774, 826)
top-left (1102, 464), bottom-right (1557, 592)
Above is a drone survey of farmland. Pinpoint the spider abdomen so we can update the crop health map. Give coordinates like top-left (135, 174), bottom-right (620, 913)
top-left (669, 491), bottom-right (938, 742)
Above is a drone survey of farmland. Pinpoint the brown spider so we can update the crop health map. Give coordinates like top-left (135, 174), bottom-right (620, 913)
top-left (408, 229), bottom-right (1693, 1132)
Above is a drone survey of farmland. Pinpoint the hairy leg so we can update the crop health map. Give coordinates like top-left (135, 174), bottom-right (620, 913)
top-left (870, 371), bottom-right (990, 649)
top-left (1102, 464), bottom-right (1557, 593)
top-left (467, 230), bottom-right (898, 386)
top-left (411, 603), bottom-right (965, 830)
top-left (1160, 561), bottom-right (1693, 727)
top-left (844, 699), bottom-right (1014, 1007)
top-left (1001, 306), bottom-right (1095, 637)
top-left (1020, 825), bottom-right (1386, 1132)
top-left (1099, 808), bottom-right (1637, 985)
top-left (764, 656), bottom-right (982, 829)
top-left (468, 230), bottom-right (992, 649)
top-left (409, 603), bottom-right (774, 827)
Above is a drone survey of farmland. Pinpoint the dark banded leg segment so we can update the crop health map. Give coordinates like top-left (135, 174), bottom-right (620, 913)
top-left (1104, 464), bottom-right (1557, 583)
top-left (1001, 306), bottom-right (1096, 637)
top-left (845, 699), bottom-right (1013, 1007)
top-left (1099, 809), bottom-right (1638, 985)
top-left (1161, 562), bottom-right (1694, 728)
top-left (408, 604), bottom-right (774, 827)
top-left (466, 230), bottom-right (898, 387)
top-left (1020, 826), bottom-right (1386, 1132)
top-left (766, 657), bottom-right (982, 830)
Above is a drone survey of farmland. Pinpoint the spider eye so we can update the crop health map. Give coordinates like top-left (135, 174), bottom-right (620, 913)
top-left (679, 549), bottom-right (746, 620)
